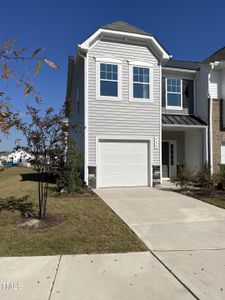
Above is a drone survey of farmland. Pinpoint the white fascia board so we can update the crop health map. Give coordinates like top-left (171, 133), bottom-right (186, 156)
top-left (162, 124), bottom-right (208, 129)
top-left (163, 67), bottom-right (197, 74)
top-left (79, 28), bottom-right (170, 60)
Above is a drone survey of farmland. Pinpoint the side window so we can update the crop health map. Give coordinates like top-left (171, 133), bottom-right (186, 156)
top-left (166, 78), bottom-right (182, 109)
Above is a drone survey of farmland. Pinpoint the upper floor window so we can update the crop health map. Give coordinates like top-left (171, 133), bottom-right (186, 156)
top-left (96, 57), bottom-right (122, 100)
top-left (129, 61), bottom-right (153, 102)
top-left (166, 78), bottom-right (182, 109)
top-left (100, 63), bottom-right (118, 97)
top-left (133, 67), bottom-right (150, 99)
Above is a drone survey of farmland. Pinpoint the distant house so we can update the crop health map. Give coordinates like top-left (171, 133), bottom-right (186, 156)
top-left (7, 149), bottom-right (34, 166)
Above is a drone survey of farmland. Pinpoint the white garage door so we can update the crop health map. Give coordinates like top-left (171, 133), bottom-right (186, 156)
top-left (98, 140), bottom-right (149, 188)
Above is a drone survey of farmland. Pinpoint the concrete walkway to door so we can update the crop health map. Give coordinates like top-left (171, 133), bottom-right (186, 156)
top-left (94, 187), bottom-right (225, 300)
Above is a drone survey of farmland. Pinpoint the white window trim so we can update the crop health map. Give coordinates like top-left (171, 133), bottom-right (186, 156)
top-left (221, 141), bottom-right (225, 164)
top-left (96, 58), bottom-right (122, 101)
top-left (129, 63), bottom-right (154, 102)
top-left (165, 77), bottom-right (183, 110)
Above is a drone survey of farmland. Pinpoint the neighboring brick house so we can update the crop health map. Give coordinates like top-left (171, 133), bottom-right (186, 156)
top-left (66, 20), bottom-right (225, 188)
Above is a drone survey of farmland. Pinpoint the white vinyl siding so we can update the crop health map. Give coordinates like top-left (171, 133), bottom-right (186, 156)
top-left (185, 130), bottom-right (202, 172)
top-left (209, 70), bottom-right (221, 99)
top-left (88, 39), bottom-right (160, 166)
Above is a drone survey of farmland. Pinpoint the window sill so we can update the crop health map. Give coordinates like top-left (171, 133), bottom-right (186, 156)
top-left (166, 106), bottom-right (183, 110)
top-left (96, 96), bottom-right (122, 101)
top-left (129, 98), bottom-right (153, 103)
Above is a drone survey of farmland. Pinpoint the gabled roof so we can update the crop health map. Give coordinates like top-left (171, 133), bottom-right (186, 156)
top-left (204, 46), bottom-right (225, 63)
top-left (78, 20), bottom-right (170, 61)
top-left (164, 60), bottom-right (201, 71)
top-left (101, 21), bottom-right (152, 37)
top-left (162, 114), bottom-right (206, 126)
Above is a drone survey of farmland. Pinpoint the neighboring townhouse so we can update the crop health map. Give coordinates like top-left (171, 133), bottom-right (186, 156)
top-left (205, 47), bottom-right (225, 173)
top-left (66, 21), bottom-right (211, 188)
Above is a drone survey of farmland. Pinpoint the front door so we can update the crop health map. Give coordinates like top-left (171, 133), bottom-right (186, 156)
top-left (162, 141), bottom-right (177, 178)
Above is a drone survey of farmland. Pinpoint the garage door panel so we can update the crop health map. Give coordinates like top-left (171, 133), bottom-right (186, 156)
top-left (98, 140), bottom-right (149, 187)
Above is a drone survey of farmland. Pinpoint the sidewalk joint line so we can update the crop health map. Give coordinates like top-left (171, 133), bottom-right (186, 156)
top-left (48, 255), bottom-right (62, 300)
top-left (148, 250), bottom-right (200, 300)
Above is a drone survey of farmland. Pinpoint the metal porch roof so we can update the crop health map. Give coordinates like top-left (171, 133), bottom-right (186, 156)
top-left (162, 114), bottom-right (206, 126)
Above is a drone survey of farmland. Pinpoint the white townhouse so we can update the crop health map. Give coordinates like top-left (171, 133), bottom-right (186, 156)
top-left (66, 21), bottom-right (212, 188)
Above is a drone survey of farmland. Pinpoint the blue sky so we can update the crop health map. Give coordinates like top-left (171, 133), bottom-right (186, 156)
top-left (0, 0), bottom-right (225, 151)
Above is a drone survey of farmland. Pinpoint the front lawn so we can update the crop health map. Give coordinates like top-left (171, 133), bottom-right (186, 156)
top-left (0, 168), bottom-right (147, 256)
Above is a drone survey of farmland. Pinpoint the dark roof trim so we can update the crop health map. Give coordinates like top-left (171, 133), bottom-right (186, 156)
top-left (162, 114), bottom-right (206, 126)
top-left (163, 60), bottom-right (201, 71)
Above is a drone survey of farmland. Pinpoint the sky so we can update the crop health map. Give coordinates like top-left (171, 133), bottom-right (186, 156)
top-left (0, 0), bottom-right (225, 151)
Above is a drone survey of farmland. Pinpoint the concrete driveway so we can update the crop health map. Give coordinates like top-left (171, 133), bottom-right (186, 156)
top-left (95, 187), bottom-right (225, 300)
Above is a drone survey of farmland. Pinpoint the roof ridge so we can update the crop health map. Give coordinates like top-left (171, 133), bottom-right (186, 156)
top-left (101, 20), bottom-right (152, 37)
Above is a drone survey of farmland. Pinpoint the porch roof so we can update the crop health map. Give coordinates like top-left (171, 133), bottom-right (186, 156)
top-left (162, 114), bottom-right (207, 126)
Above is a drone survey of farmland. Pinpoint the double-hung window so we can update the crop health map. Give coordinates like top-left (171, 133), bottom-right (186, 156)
top-left (96, 58), bottom-right (122, 100)
top-left (129, 62), bottom-right (153, 101)
top-left (100, 63), bottom-right (118, 97)
top-left (166, 78), bottom-right (182, 109)
top-left (133, 67), bottom-right (150, 99)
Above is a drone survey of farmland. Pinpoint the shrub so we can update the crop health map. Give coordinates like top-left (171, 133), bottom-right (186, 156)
top-left (217, 168), bottom-right (225, 190)
top-left (0, 196), bottom-right (34, 217)
top-left (170, 166), bottom-right (193, 190)
top-left (194, 165), bottom-right (217, 195)
top-left (59, 138), bottom-right (84, 193)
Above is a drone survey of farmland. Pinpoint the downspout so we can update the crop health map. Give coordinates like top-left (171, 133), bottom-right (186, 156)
top-left (159, 62), bottom-right (162, 184)
top-left (194, 71), bottom-right (199, 116)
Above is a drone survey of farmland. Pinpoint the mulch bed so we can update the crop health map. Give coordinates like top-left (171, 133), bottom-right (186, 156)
top-left (176, 188), bottom-right (225, 202)
top-left (17, 214), bottom-right (65, 230)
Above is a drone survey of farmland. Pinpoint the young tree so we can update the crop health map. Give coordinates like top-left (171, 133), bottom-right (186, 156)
top-left (22, 105), bottom-right (67, 219)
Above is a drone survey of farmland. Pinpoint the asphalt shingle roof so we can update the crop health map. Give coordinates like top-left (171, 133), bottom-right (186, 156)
top-left (204, 46), bottom-right (225, 63)
top-left (162, 114), bottom-right (206, 126)
top-left (164, 60), bottom-right (201, 70)
top-left (101, 20), bottom-right (152, 37)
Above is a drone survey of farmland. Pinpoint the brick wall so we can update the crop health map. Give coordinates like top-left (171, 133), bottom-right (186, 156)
top-left (212, 99), bottom-right (225, 172)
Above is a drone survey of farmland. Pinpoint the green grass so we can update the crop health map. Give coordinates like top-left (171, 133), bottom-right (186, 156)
top-left (0, 167), bottom-right (34, 182)
top-left (0, 167), bottom-right (147, 256)
top-left (201, 198), bottom-right (225, 210)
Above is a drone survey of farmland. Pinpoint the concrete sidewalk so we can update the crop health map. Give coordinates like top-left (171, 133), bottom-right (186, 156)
top-left (0, 253), bottom-right (193, 300)
top-left (95, 187), bottom-right (225, 300)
